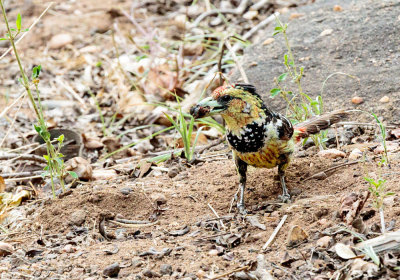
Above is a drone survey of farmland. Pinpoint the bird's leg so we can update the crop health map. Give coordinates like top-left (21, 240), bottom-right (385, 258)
top-left (235, 157), bottom-right (248, 215)
top-left (278, 160), bottom-right (291, 203)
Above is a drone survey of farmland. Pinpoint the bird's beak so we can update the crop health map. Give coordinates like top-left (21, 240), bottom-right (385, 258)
top-left (190, 97), bottom-right (225, 118)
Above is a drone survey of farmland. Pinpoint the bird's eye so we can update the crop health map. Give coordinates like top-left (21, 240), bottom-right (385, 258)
top-left (220, 95), bottom-right (232, 102)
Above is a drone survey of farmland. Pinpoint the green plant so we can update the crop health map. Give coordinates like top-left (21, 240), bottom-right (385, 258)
top-left (0, 5), bottom-right (74, 197)
top-left (371, 112), bottom-right (389, 166)
top-left (164, 104), bottom-right (205, 162)
top-left (364, 174), bottom-right (394, 233)
top-left (270, 16), bottom-right (327, 149)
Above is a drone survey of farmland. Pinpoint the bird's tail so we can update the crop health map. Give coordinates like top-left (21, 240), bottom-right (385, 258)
top-left (293, 109), bottom-right (348, 143)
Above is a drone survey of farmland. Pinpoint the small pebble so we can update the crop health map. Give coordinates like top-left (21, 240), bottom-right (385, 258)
top-left (62, 244), bottom-right (76, 253)
top-left (48, 33), bottom-right (73, 49)
top-left (349, 148), bottom-right (363, 160)
top-left (243, 10), bottom-right (258, 20)
top-left (320, 29), bottom-right (333, 36)
top-left (0, 242), bottom-right (13, 257)
top-left (318, 148), bottom-right (346, 159)
top-left (160, 264), bottom-right (173, 275)
top-left (262, 38), bottom-right (275, 45)
top-left (103, 263), bottom-right (120, 278)
top-left (150, 193), bottom-right (167, 205)
top-left (143, 269), bottom-right (161, 278)
top-left (379, 95), bottom-right (390, 103)
top-left (289, 13), bottom-right (304, 19)
top-left (69, 210), bottom-right (86, 226)
top-left (351, 96), bottom-right (363, 104)
top-left (316, 236), bottom-right (332, 248)
top-left (333, 5), bottom-right (343, 11)
top-left (120, 187), bottom-right (133, 195)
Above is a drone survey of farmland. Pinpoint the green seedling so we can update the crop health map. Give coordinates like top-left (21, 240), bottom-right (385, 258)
top-left (270, 16), bottom-right (328, 149)
top-left (0, 6), bottom-right (71, 197)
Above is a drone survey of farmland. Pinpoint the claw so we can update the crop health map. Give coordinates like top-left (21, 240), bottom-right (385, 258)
top-left (278, 194), bottom-right (291, 203)
top-left (237, 202), bottom-right (248, 215)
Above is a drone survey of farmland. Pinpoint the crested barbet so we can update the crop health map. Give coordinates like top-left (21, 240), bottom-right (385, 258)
top-left (190, 83), bottom-right (347, 214)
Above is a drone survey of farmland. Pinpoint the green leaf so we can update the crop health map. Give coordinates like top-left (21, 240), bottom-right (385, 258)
top-left (278, 73), bottom-right (288, 82)
top-left (289, 61), bottom-right (294, 66)
top-left (43, 155), bottom-right (50, 161)
top-left (57, 134), bottom-right (64, 143)
top-left (24, 28), bottom-right (29, 32)
top-left (274, 26), bottom-right (283, 31)
top-left (270, 88), bottom-right (281, 97)
top-left (136, 55), bottom-right (148, 61)
top-left (0, 38), bottom-right (7, 41)
top-left (16, 13), bottom-right (22, 31)
top-left (67, 171), bottom-right (79, 179)
top-left (32, 65), bottom-right (42, 79)
top-left (34, 124), bottom-right (41, 133)
top-left (273, 31), bottom-right (280, 36)
top-left (284, 54), bottom-right (288, 65)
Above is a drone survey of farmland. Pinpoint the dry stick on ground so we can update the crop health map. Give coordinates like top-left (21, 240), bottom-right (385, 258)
top-left (0, 2), bottom-right (54, 60)
top-left (207, 203), bottom-right (226, 229)
top-left (192, 0), bottom-right (250, 27)
top-left (262, 214), bottom-right (288, 250)
top-left (108, 220), bottom-right (159, 228)
top-left (56, 77), bottom-right (87, 108)
top-left (225, 39), bottom-right (249, 83)
top-left (0, 94), bottom-right (26, 148)
top-left (302, 160), bottom-right (360, 182)
top-left (0, 153), bottom-right (47, 164)
top-left (209, 266), bottom-right (251, 280)
top-left (196, 137), bottom-right (225, 154)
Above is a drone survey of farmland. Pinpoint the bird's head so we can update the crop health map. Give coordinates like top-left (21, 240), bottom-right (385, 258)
top-left (190, 83), bottom-right (267, 132)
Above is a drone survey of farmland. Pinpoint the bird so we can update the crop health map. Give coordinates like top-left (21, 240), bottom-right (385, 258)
top-left (190, 83), bottom-right (347, 214)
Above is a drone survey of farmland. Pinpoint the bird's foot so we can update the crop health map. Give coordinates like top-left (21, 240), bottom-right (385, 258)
top-left (237, 202), bottom-right (248, 215)
top-left (278, 193), bottom-right (291, 203)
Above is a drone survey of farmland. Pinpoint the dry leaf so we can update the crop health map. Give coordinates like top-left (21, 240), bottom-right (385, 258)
top-left (335, 243), bottom-right (356, 259)
top-left (0, 176), bottom-right (5, 193)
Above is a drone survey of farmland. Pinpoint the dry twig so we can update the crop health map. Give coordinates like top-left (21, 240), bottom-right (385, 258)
top-left (262, 214), bottom-right (288, 250)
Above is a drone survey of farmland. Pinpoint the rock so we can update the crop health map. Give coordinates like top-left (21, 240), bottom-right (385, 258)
top-left (69, 210), bottom-right (86, 226)
top-left (320, 29), bottom-right (333, 36)
top-left (243, 10), bottom-right (258, 20)
top-left (379, 95), bottom-right (390, 103)
top-left (351, 96), bottom-right (363, 104)
top-left (92, 169), bottom-right (118, 180)
top-left (391, 128), bottom-right (400, 139)
top-left (318, 148), bottom-right (346, 159)
top-left (232, 0), bottom-right (400, 122)
top-left (168, 166), bottom-right (180, 178)
top-left (333, 5), bottom-right (343, 11)
top-left (65, 157), bottom-right (93, 181)
top-left (0, 242), bottom-right (13, 257)
top-left (142, 269), bottom-right (161, 278)
top-left (316, 236), bottom-right (333, 248)
top-left (120, 187), bottom-right (133, 195)
top-left (103, 263), bottom-right (120, 278)
top-left (62, 244), bottom-right (76, 253)
top-left (374, 141), bottom-right (399, 154)
top-left (262, 38), bottom-right (275, 45)
top-left (286, 225), bottom-right (308, 247)
top-left (48, 33), bottom-right (73, 49)
top-left (160, 264), bottom-right (173, 275)
top-left (289, 13), bottom-right (304, 20)
top-left (349, 148), bottom-right (363, 160)
top-left (150, 193), bottom-right (167, 205)
top-left (335, 243), bottom-right (356, 259)
top-left (208, 249), bottom-right (219, 256)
